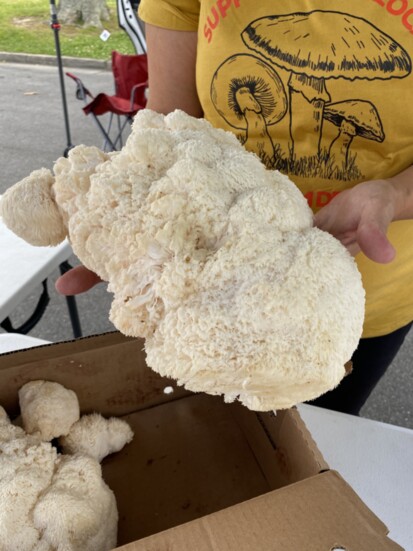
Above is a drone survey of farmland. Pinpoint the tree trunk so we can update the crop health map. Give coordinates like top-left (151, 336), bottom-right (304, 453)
top-left (58, 0), bottom-right (110, 28)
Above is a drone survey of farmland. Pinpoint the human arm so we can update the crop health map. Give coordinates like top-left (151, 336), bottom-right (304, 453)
top-left (144, 24), bottom-right (202, 116)
top-left (314, 165), bottom-right (413, 263)
top-left (56, 25), bottom-right (201, 295)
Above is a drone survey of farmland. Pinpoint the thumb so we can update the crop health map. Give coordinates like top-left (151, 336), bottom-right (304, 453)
top-left (357, 220), bottom-right (395, 263)
top-left (55, 265), bottom-right (102, 295)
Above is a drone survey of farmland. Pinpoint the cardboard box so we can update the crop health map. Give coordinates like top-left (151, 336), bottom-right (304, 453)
top-left (0, 332), bottom-right (403, 550)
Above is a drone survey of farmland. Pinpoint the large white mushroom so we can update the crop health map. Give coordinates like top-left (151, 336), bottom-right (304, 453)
top-left (0, 109), bottom-right (365, 411)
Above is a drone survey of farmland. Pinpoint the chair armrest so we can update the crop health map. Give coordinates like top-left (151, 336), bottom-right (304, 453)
top-left (66, 72), bottom-right (94, 104)
top-left (130, 81), bottom-right (148, 110)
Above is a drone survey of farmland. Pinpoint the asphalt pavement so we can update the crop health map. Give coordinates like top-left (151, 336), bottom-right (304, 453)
top-left (0, 59), bottom-right (412, 428)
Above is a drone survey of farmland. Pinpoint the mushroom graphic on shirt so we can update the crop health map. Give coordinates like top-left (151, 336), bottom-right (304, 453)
top-left (241, 11), bottom-right (411, 163)
top-left (324, 100), bottom-right (385, 170)
top-left (210, 54), bottom-right (288, 165)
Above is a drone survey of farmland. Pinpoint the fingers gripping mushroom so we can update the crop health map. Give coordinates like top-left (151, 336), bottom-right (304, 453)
top-left (211, 54), bottom-right (287, 164)
top-left (324, 100), bottom-right (385, 168)
top-left (242, 11), bottom-right (411, 161)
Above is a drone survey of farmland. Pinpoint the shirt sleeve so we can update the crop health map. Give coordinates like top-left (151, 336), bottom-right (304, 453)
top-left (138, 0), bottom-right (200, 31)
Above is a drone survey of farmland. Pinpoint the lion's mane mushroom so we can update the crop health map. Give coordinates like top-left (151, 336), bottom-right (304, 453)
top-left (242, 10), bottom-right (411, 161)
top-left (323, 100), bottom-right (385, 169)
top-left (0, 382), bottom-right (134, 551)
top-left (211, 54), bottom-right (287, 164)
top-left (1, 109), bottom-right (366, 412)
top-left (19, 380), bottom-right (80, 441)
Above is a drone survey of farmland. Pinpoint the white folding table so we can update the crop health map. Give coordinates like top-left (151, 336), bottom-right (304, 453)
top-left (298, 403), bottom-right (413, 550)
top-left (0, 333), bottom-right (51, 352)
top-left (0, 212), bottom-right (81, 337)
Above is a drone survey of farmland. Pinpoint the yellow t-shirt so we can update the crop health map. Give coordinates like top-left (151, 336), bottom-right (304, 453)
top-left (139, 0), bottom-right (413, 338)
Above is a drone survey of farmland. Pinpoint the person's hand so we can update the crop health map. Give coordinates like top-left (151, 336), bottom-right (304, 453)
top-left (55, 265), bottom-right (102, 296)
top-left (314, 179), bottom-right (399, 263)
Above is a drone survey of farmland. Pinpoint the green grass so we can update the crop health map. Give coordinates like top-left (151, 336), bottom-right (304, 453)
top-left (0, 0), bottom-right (135, 59)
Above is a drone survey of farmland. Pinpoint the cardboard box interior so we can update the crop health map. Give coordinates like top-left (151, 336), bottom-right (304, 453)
top-left (0, 332), bottom-right (403, 550)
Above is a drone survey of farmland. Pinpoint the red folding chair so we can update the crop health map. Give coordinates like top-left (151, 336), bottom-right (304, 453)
top-left (66, 50), bottom-right (148, 151)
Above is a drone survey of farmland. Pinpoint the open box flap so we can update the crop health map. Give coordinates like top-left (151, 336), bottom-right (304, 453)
top-left (232, 404), bottom-right (329, 489)
top-left (0, 332), bottom-right (188, 417)
top-left (115, 470), bottom-right (402, 551)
